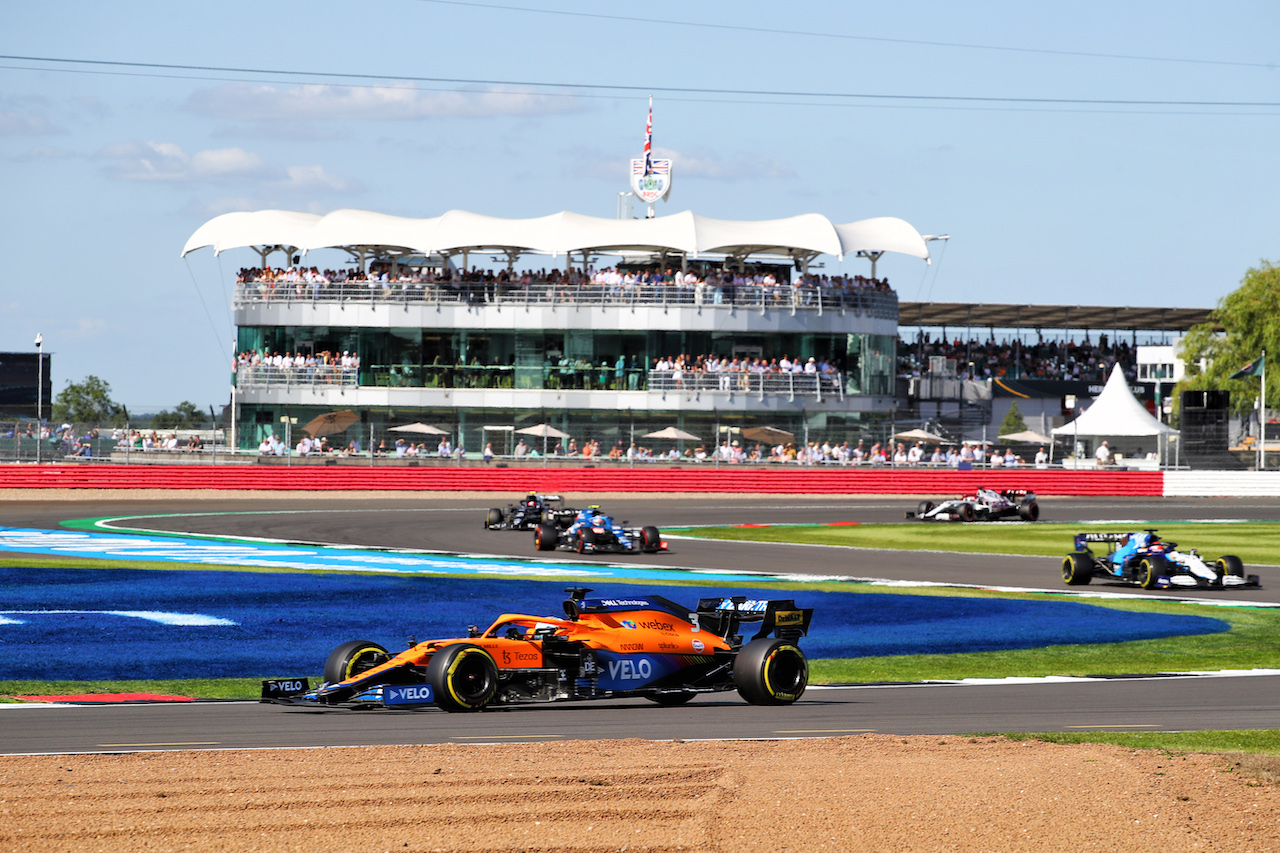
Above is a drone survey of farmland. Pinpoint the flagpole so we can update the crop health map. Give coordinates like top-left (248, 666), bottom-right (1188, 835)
top-left (1262, 349), bottom-right (1267, 471)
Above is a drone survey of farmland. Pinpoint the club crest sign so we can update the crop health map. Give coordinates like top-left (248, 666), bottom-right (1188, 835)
top-left (630, 158), bottom-right (672, 203)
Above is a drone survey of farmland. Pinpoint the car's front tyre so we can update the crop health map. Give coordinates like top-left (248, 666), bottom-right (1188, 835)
top-left (485, 508), bottom-right (504, 529)
top-left (1216, 555), bottom-right (1244, 582)
top-left (426, 643), bottom-right (498, 712)
top-left (323, 640), bottom-right (390, 685)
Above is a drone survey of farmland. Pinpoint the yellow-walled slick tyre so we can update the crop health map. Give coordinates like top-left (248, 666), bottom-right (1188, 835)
top-left (1137, 557), bottom-right (1163, 590)
top-left (323, 640), bottom-right (390, 685)
top-left (734, 638), bottom-right (808, 706)
top-left (1062, 553), bottom-right (1092, 585)
top-left (426, 643), bottom-right (498, 712)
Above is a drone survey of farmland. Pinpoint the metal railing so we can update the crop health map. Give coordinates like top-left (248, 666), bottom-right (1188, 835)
top-left (646, 369), bottom-right (843, 401)
top-left (234, 279), bottom-right (899, 319)
top-left (234, 363), bottom-right (843, 399)
top-left (235, 364), bottom-right (358, 390)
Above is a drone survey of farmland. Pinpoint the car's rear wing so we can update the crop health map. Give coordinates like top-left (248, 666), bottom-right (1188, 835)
top-left (1002, 488), bottom-right (1036, 499)
top-left (693, 597), bottom-right (813, 643)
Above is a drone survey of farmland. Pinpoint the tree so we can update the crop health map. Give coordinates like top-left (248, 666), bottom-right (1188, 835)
top-left (999, 401), bottom-right (1027, 436)
top-left (51, 375), bottom-right (125, 426)
top-left (1176, 260), bottom-right (1280, 415)
top-left (153, 401), bottom-right (206, 430)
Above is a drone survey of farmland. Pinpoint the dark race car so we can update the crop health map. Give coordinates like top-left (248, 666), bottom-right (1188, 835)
top-left (485, 492), bottom-right (577, 531)
top-left (906, 487), bottom-right (1040, 522)
top-left (1061, 529), bottom-right (1261, 590)
top-left (261, 587), bottom-right (814, 711)
top-left (534, 505), bottom-right (666, 554)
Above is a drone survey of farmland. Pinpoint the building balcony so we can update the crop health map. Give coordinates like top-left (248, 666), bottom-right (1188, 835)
top-left (233, 279), bottom-right (898, 322)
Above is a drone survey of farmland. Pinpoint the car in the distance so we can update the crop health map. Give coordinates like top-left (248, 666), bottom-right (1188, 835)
top-left (1061, 530), bottom-right (1260, 590)
top-left (485, 492), bottom-right (577, 531)
top-left (534, 505), bottom-right (666, 554)
top-left (907, 487), bottom-right (1040, 522)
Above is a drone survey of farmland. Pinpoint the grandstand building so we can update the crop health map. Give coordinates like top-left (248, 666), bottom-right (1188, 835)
top-left (183, 210), bottom-right (936, 453)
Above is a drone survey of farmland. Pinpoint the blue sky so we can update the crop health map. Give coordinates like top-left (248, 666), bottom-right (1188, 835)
top-left (2, 1), bottom-right (1276, 410)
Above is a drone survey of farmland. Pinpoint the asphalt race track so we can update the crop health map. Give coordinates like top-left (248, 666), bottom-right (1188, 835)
top-left (3, 493), bottom-right (1280, 754)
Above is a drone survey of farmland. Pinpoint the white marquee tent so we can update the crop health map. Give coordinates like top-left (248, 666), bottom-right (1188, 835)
top-left (1052, 364), bottom-right (1178, 466)
top-left (181, 208), bottom-right (934, 269)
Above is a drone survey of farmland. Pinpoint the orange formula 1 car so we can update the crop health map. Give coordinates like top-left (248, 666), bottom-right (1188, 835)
top-left (261, 588), bottom-right (813, 711)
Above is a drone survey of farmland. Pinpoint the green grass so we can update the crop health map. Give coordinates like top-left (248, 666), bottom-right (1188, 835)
top-left (0, 678), bottom-right (283, 702)
top-left (810, 593), bottom-right (1280, 683)
top-left (677, 520), bottom-right (1280, 567)
top-left (992, 729), bottom-right (1280, 755)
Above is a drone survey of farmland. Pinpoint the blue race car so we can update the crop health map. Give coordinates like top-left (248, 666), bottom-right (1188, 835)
top-left (1062, 530), bottom-right (1260, 590)
top-left (534, 505), bottom-right (666, 554)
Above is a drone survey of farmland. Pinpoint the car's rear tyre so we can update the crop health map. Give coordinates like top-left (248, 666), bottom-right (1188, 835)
top-left (534, 522), bottom-right (559, 551)
top-left (735, 638), bottom-right (808, 706)
top-left (640, 526), bottom-right (661, 553)
top-left (576, 529), bottom-right (597, 554)
top-left (916, 500), bottom-right (935, 517)
top-left (1062, 553), bottom-right (1092, 585)
top-left (426, 643), bottom-right (498, 712)
top-left (1018, 500), bottom-right (1040, 522)
top-left (1216, 555), bottom-right (1244, 580)
top-left (485, 508), bottom-right (503, 529)
top-left (958, 502), bottom-right (976, 523)
top-left (1136, 556), bottom-right (1164, 590)
top-left (646, 691), bottom-right (697, 706)
top-left (323, 640), bottom-right (389, 685)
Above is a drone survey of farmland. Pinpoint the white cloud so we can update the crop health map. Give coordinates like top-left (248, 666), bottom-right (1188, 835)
top-left (185, 82), bottom-right (583, 122)
top-left (97, 141), bottom-right (274, 183)
top-left (658, 147), bottom-right (797, 181)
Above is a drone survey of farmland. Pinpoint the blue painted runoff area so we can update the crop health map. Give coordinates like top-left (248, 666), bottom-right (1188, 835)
top-left (0, 567), bottom-right (1228, 681)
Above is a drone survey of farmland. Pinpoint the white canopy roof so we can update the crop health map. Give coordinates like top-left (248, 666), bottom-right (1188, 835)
top-left (1052, 364), bottom-right (1179, 438)
top-left (181, 207), bottom-right (933, 263)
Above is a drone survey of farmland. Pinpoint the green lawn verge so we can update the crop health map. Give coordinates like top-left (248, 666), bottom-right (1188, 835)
top-left (993, 728), bottom-right (1280, 755)
top-left (677, 520), bottom-right (1280, 566)
top-left (0, 678), bottom-right (286, 702)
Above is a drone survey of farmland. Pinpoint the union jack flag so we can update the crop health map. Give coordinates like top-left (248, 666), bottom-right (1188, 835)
top-left (632, 158), bottom-right (670, 175)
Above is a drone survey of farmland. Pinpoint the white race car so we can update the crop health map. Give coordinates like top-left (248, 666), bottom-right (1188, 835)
top-left (906, 487), bottom-right (1040, 522)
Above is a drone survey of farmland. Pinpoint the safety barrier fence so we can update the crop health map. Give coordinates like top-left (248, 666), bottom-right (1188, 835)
top-left (0, 464), bottom-right (1164, 495)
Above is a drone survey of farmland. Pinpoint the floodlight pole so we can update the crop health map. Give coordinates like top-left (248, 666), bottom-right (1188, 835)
top-left (34, 333), bottom-right (43, 464)
top-left (1262, 350), bottom-right (1268, 472)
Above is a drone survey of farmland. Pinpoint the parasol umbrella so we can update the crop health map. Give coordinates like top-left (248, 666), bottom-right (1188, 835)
top-left (388, 422), bottom-right (450, 435)
top-left (301, 410), bottom-right (359, 437)
top-left (893, 427), bottom-right (949, 444)
top-left (998, 429), bottom-right (1057, 445)
top-left (516, 422), bottom-right (572, 457)
top-left (643, 426), bottom-right (702, 441)
top-left (742, 426), bottom-right (795, 445)
top-left (515, 423), bottom-right (571, 440)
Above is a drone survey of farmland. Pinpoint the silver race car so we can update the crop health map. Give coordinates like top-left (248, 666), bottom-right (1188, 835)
top-left (906, 487), bottom-right (1040, 522)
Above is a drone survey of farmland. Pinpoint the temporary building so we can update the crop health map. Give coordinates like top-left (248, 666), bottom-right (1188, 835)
top-left (1052, 364), bottom-right (1178, 466)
